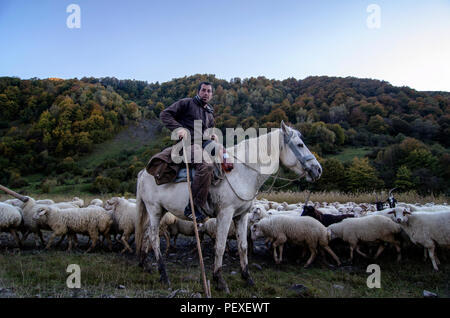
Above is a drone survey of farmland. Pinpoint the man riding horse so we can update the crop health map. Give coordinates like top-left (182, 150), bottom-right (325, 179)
top-left (159, 81), bottom-right (220, 222)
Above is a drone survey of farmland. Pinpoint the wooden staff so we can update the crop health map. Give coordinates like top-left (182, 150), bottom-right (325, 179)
top-left (181, 138), bottom-right (211, 298)
top-left (0, 184), bottom-right (29, 202)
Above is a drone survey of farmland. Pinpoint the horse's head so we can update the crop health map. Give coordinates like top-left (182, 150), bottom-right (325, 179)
top-left (279, 121), bottom-right (322, 182)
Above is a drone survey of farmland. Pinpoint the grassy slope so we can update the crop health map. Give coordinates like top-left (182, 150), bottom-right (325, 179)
top-left (20, 119), bottom-right (164, 195)
top-left (326, 147), bottom-right (372, 163)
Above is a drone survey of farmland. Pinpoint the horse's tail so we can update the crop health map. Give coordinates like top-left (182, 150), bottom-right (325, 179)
top-left (135, 170), bottom-right (148, 258)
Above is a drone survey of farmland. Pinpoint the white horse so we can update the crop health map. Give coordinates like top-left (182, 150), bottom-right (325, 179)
top-left (135, 121), bottom-right (322, 293)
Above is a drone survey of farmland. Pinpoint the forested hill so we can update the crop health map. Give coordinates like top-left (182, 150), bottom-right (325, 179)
top-left (1, 75), bottom-right (449, 195)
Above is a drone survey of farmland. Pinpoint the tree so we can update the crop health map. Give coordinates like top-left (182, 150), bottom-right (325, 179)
top-left (394, 165), bottom-right (414, 191)
top-left (346, 157), bottom-right (384, 192)
top-left (315, 158), bottom-right (346, 191)
top-left (368, 115), bottom-right (388, 134)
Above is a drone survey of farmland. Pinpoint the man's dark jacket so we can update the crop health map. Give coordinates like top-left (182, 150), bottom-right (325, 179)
top-left (146, 97), bottom-right (215, 185)
top-left (159, 96), bottom-right (215, 143)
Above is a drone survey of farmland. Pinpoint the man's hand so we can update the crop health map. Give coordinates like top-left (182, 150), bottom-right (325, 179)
top-left (210, 134), bottom-right (219, 141)
top-left (177, 128), bottom-right (189, 140)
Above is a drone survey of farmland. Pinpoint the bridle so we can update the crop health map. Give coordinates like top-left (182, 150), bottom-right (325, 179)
top-left (283, 129), bottom-right (316, 177)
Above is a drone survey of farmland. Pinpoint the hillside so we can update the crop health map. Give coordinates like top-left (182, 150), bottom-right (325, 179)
top-left (1, 75), bottom-right (449, 196)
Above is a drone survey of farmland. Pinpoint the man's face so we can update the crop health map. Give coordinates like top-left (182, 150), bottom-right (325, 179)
top-left (198, 84), bottom-right (213, 103)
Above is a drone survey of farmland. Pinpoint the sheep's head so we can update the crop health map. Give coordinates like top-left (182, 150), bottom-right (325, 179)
top-left (388, 207), bottom-right (411, 224)
top-left (250, 205), bottom-right (265, 223)
top-left (106, 197), bottom-right (121, 209)
top-left (33, 206), bottom-right (49, 220)
top-left (250, 223), bottom-right (263, 241)
top-left (301, 205), bottom-right (315, 216)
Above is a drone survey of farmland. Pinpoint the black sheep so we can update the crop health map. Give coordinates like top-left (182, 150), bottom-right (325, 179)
top-left (301, 205), bottom-right (354, 227)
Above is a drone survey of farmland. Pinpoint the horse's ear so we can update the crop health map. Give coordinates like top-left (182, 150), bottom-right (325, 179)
top-left (281, 120), bottom-right (289, 134)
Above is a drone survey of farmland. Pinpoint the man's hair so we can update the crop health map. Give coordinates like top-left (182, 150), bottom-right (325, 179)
top-left (198, 81), bottom-right (213, 93)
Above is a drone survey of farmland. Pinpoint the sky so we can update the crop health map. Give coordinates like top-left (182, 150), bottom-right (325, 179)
top-left (0, 0), bottom-right (449, 91)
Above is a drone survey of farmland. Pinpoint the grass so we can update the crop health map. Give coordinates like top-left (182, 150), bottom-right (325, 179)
top-left (77, 119), bottom-right (162, 169)
top-left (1, 239), bottom-right (449, 298)
top-left (327, 147), bottom-right (372, 163)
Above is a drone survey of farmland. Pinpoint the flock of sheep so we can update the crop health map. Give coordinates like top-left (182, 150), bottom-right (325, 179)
top-left (1, 194), bottom-right (450, 272)
top-left (249, 199), bottom-right (450, 271)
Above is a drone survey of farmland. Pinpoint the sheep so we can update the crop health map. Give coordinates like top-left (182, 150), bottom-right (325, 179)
top-left (249, 204), bottom-right (300, 227)
top-left (0, 202), bottom-right (23, 247)
top-left (198, 217), bottom-right (236, 248)
top-left (3, 199), bottom-right (24, 208)
top-left (89, 198), bottom-right (103, 207)
top-left (301, 205), bottom-right (354, 226)
top-left (387, 208), bottom-right (450, 271)
top-left (36, 199), bottom-right (55, 205)
top-left (160, 212), bottom-right (197, 254)
top-left (277, 202), bottom-right (300, 211)
top-left (317, 206), bottom-right (340, 215)
top-left (51, 202), bottom-right (79, 209)
top-left (70, 197), bottom-right (84, 208)
top-left (251, 215), bottom-right (341, 268)
top-left (20, 197), bottom-right (50, 246)
top-left (33, 206), bottom-right (113, 252)
top-left (106, 197), bottom-right (137, 253)
top-left (327, 215), bottom-right (402, 262)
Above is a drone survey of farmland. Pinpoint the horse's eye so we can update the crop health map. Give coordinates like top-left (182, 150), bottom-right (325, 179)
top-left (297, 143), bottom-right (304, 148)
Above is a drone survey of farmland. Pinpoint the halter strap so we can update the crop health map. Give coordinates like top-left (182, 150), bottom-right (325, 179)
top-left (283, 130), bottom-right (315, 175)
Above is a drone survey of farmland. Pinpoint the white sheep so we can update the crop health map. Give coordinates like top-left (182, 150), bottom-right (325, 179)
top-left (251, 215), bottom-right (341, 268)
top-left (327, 215), bottom-right (402, 262)
top-left (20, 197), bottom-right (50, 246)
top-left (70, 197), bottom-right (84, 208)
top-left (199, 217), bottom-right (236, 241)
top-left (3, 199), bottom-right (24, 208)
top-left (387, 208), bottom-right (450, 271)
top-left (33, 206), bottom-right (113, 252)
top-left (0, 202), bottom-right (23, 247)
top-left (36, 199), bottom-right (55, 205)
top-left (160, 212), bottom-right (197, 254)
top-left (89, 198), bottom-right (104, 207)
top-left (106, 197), bottom-right (137, 253)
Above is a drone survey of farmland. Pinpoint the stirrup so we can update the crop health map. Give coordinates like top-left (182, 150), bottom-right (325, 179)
top-left (184, 204), bottom-right (206, 223)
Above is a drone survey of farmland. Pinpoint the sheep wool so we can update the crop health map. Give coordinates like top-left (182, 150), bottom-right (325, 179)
top-left (389, 209), bottom-right (450, 271)
top-left (327, 215), bottom-right (402, 262)
top-left (251, 215), bottom-right (340, 268)
top-left (0, 202), bottom-right (23, 247)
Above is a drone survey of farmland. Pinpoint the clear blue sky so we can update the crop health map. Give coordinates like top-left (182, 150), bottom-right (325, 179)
top-left (1, 0), bottom-right (449, 91)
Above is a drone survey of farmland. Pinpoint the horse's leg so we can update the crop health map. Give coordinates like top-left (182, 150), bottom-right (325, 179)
top-left (213, 208), bottom-right (234, 293)
top-left (232, 213), bottom-right (254, 286)
top-left (147, 204), bottom-right (169, 285)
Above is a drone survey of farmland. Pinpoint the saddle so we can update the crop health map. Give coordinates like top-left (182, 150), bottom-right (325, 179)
top-left (146, 146), bottom-right (224, 186)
